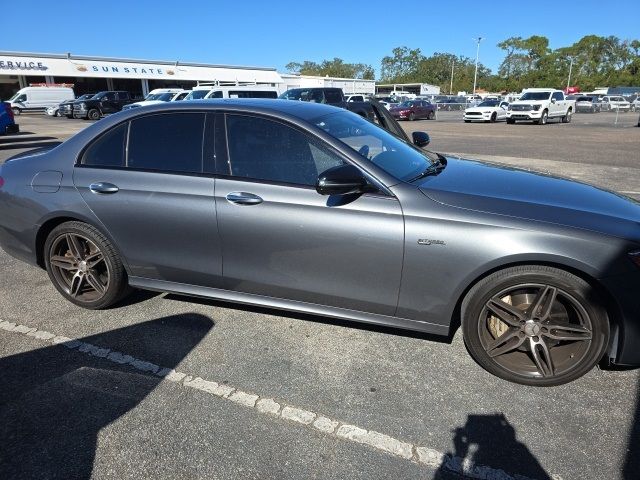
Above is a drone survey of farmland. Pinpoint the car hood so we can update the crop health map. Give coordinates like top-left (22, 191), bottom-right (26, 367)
top-left (417, 157), bottom-right (640, 241)
top-left (465, 106), bottom-right (498, 112)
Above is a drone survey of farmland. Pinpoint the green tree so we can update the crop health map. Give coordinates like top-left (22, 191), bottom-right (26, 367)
top-left (285, 58), bottom-right (374, 80)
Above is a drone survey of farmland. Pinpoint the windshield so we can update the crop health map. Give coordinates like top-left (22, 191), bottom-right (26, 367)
top-left (79, 94), bottom-right (95, 100)
top-left (398, 101), bottom-right (415, 107)
top-left (520, 91), bottom-right (552, 101)
top-left (477, 100), bottom-right (499, 107)
top-left (312, 111), bottom-right (437, 182)
top-left (576, 96), bottom-right (592, 102)
top-left (186, 90), bottom-right (210, 100)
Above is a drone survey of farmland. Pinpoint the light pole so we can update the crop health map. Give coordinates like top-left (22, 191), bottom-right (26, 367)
top-left (566, 57), bottom-right (574, 92)
top-left (472, 37), bottom-right (483, 95)
top-left (450, 59), bottom-right (455, 94)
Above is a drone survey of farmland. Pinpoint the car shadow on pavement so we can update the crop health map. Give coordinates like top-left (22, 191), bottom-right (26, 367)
top-left (0, 313), bottom-right (213, 480)
top-left (0, 140), bottom-right (62, 151)
top-left (435, 413), bottom-right (552, 479)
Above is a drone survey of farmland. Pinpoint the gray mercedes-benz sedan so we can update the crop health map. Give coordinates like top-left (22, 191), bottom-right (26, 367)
top-left (1, 99), bottom-right (639, 386)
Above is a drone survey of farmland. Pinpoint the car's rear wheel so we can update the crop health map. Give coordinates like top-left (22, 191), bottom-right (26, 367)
top-left (44, 221), bottom-right (130, 309)
top-left (562, 109), bottom-right (572, 123)
top-left (461, 265), bottom-right (609, 386)
top-left (409, 112), bottom-right (415, 121)
top-left (12, 107), bottom-right (21, 115)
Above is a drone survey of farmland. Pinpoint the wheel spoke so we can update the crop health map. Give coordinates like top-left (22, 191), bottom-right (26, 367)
top-left (485, 298), bottom-right (525, 326)
top-left (50, 255), bottom-right (76, 271)
top-left (66, 234), bottom-right (85, 260)
top-left (529, 337), bottom-right (554, 377)
top-left (486, 328), bottom-right (526, 357)
top-left (85, 251), bottom-right (105, 269)
top-left (542, 322), bottom-right (592, 341)
top-left (85, 271), bottom-right (106, 294)
top-left (69, 272), bottom-right (84, 298)
top-left (527, 285), bottom-right (557, 320)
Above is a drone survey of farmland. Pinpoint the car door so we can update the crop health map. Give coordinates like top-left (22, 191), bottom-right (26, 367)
top-left (214, 113), bottom-right (404, 316)
top-left (73, 111), bottom-right (223, 287)
top-left (498, 102), bottom-right (509, 119)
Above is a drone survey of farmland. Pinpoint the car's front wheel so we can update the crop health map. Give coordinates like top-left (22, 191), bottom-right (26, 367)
top-left (44, 221), bottom-right (130, 309)
top-left (87, 109), bottom-right (101, 120)
top-left (461, 265), bottom-right (609, 386)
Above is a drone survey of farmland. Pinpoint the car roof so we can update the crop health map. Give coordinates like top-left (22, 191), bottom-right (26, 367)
top-left (116, 98), bottom-right (344, 121)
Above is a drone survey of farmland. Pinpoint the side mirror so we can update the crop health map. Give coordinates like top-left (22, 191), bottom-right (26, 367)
top-left (412, 131), bottom-right (430, 147)
top-left (316, 164), bottom-right (367, 196)
top-left (551, 98), bottom-right (556, 103)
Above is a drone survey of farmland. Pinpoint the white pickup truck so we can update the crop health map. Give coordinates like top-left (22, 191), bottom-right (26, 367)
top-left (506, 88), bottom-right (575, 125)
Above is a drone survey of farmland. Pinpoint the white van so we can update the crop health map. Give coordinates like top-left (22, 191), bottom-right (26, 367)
top-left (184, 84), bottom-right (278, 101)
top-left (8, 86), bottom-right (75, 115)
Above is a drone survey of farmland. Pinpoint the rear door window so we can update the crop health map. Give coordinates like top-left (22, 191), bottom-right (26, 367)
top-left (325, 90), bottom-right (343, 103)
top-left (127, 113), bottom-right (205, 173)
top-left (81, 123), bottom-right (127, 167)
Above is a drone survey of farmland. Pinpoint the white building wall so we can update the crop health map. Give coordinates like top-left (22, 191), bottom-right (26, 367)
top-left (280, 74), bottom-right (375, 95)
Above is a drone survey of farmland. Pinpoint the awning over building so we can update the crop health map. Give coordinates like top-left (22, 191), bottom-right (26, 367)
top-left (0, 52), bottom-right (283, 85)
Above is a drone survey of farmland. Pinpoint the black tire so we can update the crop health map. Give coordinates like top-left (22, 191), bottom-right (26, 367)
top-left (427, 110), bottom-right (435, 120)
top-left (562, 109), bottom-right (572, 123)
top-left (461, 265), bottom-right (609, 386)
top-left (87, 109), bottom-right (100, 120)
top-left (537, 110), bottom-right (548, 125)
top-left (490, 112), bottom-right (497, 123)
top-left (507, 118), bottom-right (515, 124)
top-left (44, 221), bottom-right (131, 309)
top-left (66, 115), bottom-right (74, 119)
top-left (464, 120), bottom-right (471, 123)
top-left (409, 112), bottom-right (415, 121)
top-left (12, 107), bottom-right (21, 116)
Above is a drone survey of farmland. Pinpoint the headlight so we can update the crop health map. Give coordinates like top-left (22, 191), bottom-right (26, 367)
top-left (532, 105), bottom-right (541, 111)
top-left (483, 111), bottom-right (491, 114)
top-left (629, 251), bottom-right (640, 269)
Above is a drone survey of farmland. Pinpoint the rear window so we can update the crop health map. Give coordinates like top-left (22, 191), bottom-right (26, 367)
top-left (325, 90), bottom-right (343, 103)
top-left (228, 90), bottom-right (278, 99)
top-left (82, 123), bottom-right (127, 167)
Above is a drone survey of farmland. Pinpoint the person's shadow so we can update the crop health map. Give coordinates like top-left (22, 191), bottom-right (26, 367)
top-left (0, 313), bottom-right (213, 479)
top-left (436, 413), bottom-right (552, 479)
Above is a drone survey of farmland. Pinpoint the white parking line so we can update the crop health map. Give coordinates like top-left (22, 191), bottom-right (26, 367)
top-left (0, 319), bottom-right (562, 480)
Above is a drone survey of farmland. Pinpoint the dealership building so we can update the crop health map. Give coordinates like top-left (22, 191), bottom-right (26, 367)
top-left (0, 51), bottom-right (376, 100)
top-left (0, 51), bottom-right (284, 100)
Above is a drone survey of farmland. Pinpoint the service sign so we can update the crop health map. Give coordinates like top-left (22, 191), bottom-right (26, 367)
top-left (0, 55), bottom-right (282, 85)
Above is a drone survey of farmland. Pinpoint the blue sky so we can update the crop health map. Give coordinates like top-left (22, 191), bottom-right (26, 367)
top-left (4, 0), bottom-right (638, 77)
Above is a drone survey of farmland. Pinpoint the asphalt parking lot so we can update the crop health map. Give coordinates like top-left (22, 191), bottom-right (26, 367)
top-left (1, 111), bottom-right (639, 480)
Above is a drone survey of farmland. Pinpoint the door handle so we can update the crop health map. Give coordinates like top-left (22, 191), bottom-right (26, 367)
top-left (89, 182), bottom-right (119, 194)
top-left (226, 192), bottom-right (263, 205)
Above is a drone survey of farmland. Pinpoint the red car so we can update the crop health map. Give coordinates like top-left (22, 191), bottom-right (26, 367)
top-left (389, 100), bottom-right (436, 120)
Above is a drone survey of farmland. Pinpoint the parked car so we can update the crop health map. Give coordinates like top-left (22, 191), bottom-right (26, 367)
top-left (279, 87), bottom-right (378, 121)
top-left (0, 102), bottom-right (19, 134)
top-left (601, 96), bottom-right (631, 112)
top-left (72, 91), bottom-right (137, 120)
top-left (45, 105), bottom-right (60, 117)
top-left (60, 93), bottom-right (97, 118)
top-left (7, 86), bottom-right (75, 115)
top-left (389, 100), bottom-right (435, 120)
top-left (345, 94), bottom-right (369, 102)
top-left (1, 99), bottom-right (639, 387)
top-left (575, 96), bottom-right (602, 113)
top-left (185, 85), bottom-right (279, 101)
top-left (463, 100), bottom-right (509, 122)
top-left (122, 88), bottom-right (185, 111)
top-left (630, 96), bottom-right (640, 112)
top-left (507, 89), bottom-right (575, 125)
top-left (436, 97), bottom-right (466, 111)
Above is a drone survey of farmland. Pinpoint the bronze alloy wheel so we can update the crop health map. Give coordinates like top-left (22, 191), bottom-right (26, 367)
top-left (478, 284), bottom-right (592, 379)
top-left (49, 232), bottom-right (111, 302)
